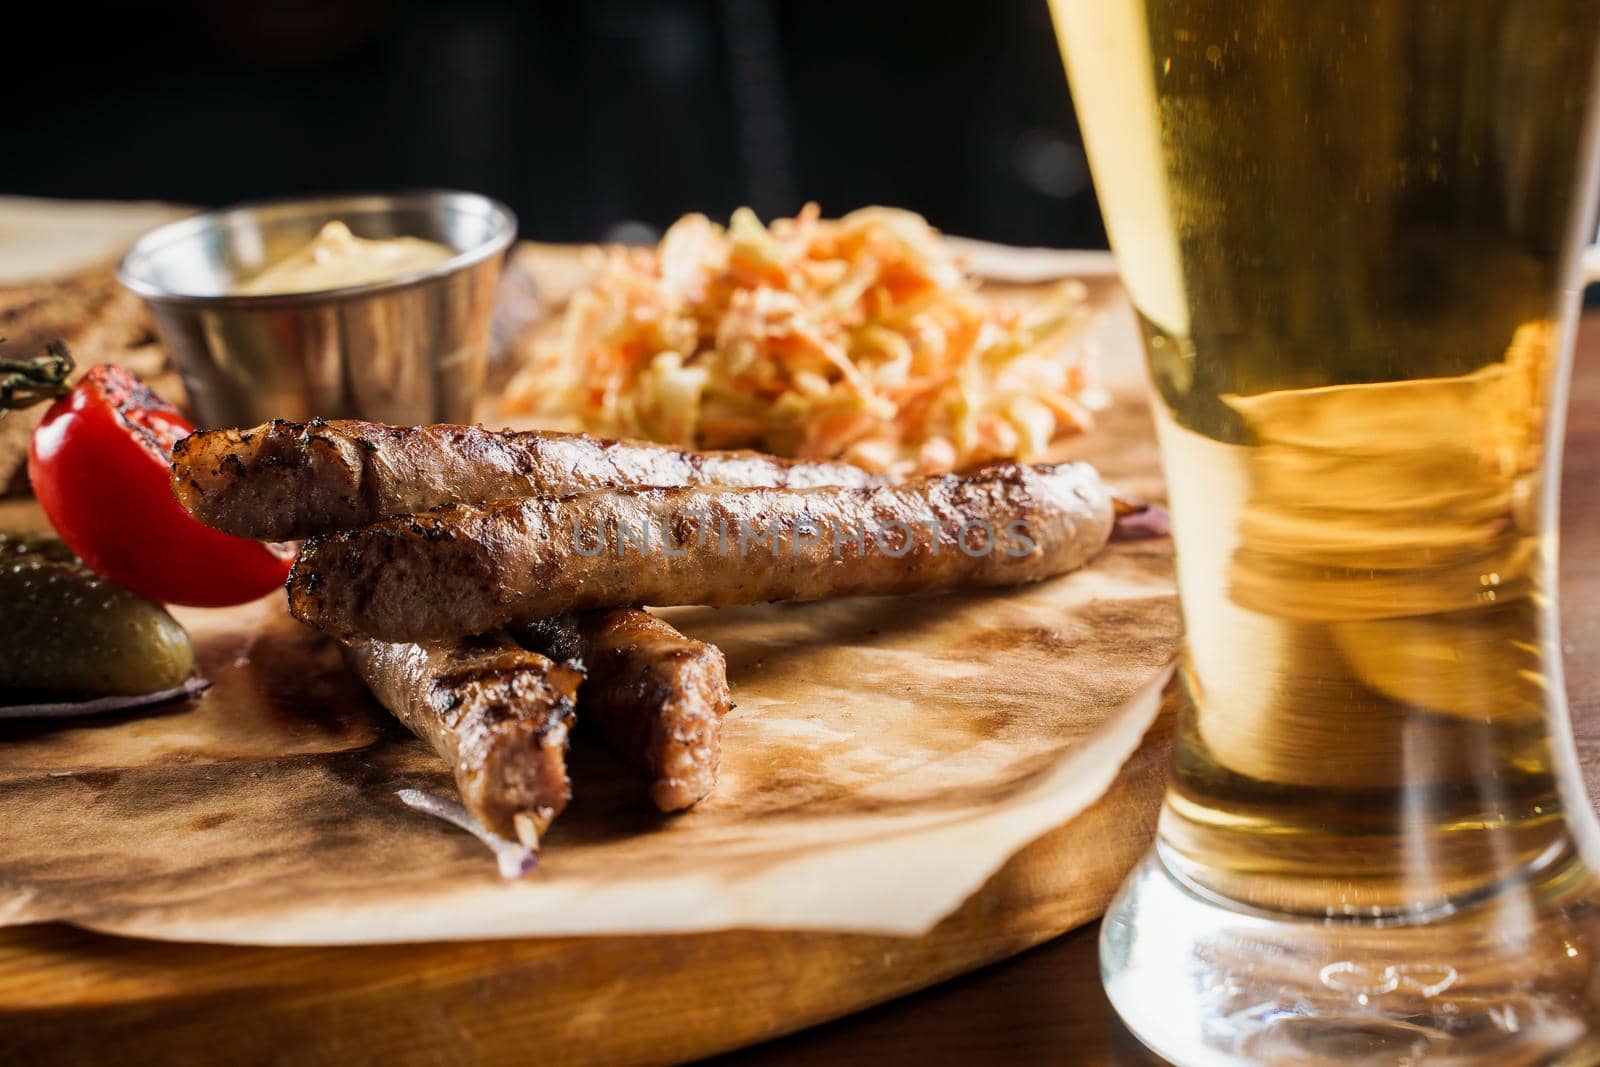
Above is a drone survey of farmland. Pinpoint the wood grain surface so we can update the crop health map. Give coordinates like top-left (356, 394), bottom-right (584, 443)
top-left (0, 709), bottom-right (1173, 1067)
top-left (1, 299), bottom-right (1595, 1066)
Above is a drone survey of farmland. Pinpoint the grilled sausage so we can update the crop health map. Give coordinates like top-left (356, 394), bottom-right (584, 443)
top-left (171, 418), bottom-right (879, 541)
top-left (291, 461), bottom-right (1113, 642)
top-left (342, 635), bottom-right (583, 848)
top-left (521, 609), bottom-right (731, 812)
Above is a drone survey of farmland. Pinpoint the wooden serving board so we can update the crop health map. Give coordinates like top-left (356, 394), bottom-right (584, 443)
top-left (0, 208), bottom-right (1173, 1065)
top-left (0, 720), bottom-right (1172, 1067)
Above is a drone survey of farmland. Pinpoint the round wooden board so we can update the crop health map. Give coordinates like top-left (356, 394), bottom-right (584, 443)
top-left (0, 709), bottom-right (1170, 1067)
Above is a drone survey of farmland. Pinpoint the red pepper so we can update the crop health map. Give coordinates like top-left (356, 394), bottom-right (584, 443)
top-left (28, 365), bottom-right (293, 607)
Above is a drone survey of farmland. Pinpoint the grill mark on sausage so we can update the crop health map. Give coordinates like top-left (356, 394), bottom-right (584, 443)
top-left (519, 609), bottom-right (731, 812)
top-left (289, 462), bottom-right (1113, 643)
top-left (341, 635), bottom-right (584, 846)
top-left (171, 418), bottom-right (882, 540)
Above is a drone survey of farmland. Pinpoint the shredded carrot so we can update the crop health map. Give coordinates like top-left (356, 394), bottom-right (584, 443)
top-left (503, 205), bottom-right (1100, 472)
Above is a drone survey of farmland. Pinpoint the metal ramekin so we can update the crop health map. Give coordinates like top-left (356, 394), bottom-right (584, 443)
top-left (118, 190), bottom-right (516, 428)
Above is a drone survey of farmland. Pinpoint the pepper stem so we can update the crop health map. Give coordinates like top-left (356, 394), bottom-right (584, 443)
top-left (0, 340), bottom-right (76, 417)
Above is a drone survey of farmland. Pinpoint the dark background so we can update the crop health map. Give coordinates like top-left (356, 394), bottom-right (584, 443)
top-left (9, 0), bottom-right (1104, 248)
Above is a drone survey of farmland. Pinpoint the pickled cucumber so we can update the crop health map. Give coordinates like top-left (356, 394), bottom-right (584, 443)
top-left (1, 532), bottom-right (195, 699)
top-left (0, 531), bottom-right (75, 564)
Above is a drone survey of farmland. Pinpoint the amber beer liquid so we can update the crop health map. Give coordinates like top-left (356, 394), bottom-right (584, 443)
top-left (1053, 0), bottom-right (1600, 918)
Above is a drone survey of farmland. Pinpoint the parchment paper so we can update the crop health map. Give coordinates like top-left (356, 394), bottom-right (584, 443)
top-left (0, 243), bottom-right (1177, 946)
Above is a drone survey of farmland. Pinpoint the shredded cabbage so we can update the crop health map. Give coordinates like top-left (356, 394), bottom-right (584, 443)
top-left (503, 204), bottom-right (1105, 474)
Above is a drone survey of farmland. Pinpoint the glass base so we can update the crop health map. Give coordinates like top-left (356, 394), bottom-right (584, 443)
top-left (1101, 847), bottom-right (1600, 1066)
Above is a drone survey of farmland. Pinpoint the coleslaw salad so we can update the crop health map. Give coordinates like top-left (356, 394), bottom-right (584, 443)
top-left (503, 204), bottom-right (1106, 474)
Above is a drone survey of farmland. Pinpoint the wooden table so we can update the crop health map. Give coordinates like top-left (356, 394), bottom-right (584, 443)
top-left (4, 315), bottom-right (1597, 1067)
top-left (714, 310), bottom-right (1600, 1067)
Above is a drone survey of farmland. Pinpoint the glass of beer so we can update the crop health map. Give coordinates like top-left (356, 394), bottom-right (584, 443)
top-left (1048, 2), bottom-right (1600, 1062)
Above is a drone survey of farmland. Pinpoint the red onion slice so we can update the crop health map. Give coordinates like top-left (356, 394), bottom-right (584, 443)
top-left (0, 675), bottom-right (211, 720)
top-left (1112, 504), bottom-right (1171, 541)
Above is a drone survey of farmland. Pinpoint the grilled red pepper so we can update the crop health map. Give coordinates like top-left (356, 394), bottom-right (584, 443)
top-left (28, 365), bottom-right (293, 606)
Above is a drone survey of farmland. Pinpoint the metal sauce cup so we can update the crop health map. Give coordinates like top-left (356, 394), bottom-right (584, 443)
top-left (118, 191), bottom-right (516, 429)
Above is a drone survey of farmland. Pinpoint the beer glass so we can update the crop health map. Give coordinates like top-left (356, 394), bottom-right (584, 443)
top-left (1048, 2), bottom-right (1600, 1062)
